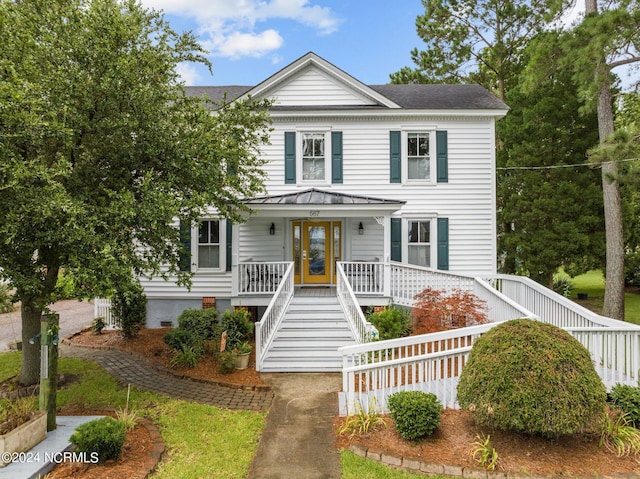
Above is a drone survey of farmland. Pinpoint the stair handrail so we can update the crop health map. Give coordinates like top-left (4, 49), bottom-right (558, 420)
top-left (336, 262), bottom-right (378, 343)
top-left (255, 261), bottom-right (294, 371)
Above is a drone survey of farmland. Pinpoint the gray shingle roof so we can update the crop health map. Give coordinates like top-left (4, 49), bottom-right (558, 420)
top-left (184, 83), bottom-right (508, 111)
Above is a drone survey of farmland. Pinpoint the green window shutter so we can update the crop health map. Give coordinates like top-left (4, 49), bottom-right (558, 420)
top-left (226, 220), bottom-right (232, 272)
top-left (436, 130), bottom-right (448, 183)
top-left (284, 131), bottom-right (296, 184)
top-left (390, 218), bottom-right (402, 262)
top-left (437, 217), bottom-right (449, 270)
top-left (331, 131), bottom-right (343, 184)
top-left (179, 220), bottom-right (191, 272)
top-left (389, 131), bottom-right (401, 183)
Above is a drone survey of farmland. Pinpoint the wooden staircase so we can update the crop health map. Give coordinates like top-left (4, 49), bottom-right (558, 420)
top-left (259, 294), bottom-right (357, 372)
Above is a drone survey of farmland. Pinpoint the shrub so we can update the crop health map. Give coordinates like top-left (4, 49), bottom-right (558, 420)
top-left (457, 318), bottom-right (607, 438)
top-left (54, 269), bottom-right (76, 300)
top-left (609, 384), bottom-right (640, 428)
top-left (177, 308), bottom-right (221, 341)
top-left (92, 317), bottom-right (107, 335)
top-left (70, 417), bottom-right (126, 463)
top-left (217, 351), bottom-right (236, 374)
top-left (0, 284), bottom-right (14, 314)
top-left (163, 329), bottom-right (202, 352)
top-left (553, 273), bottom-right (575, 298)
top-left (111, 280), bottom-right (147, 339)
top-left (387, 391), bottom-right (442, 441)
top-left (338, 397), bottom-right (387, 437)
top-left (169, 345), bottom-right (203, 369)
top-left (411, 288), bottom-right (488, 335)
top-left (600, 407), bottom-right (640, 456)
top-left (367, 307), bottom-right (412, 341)
top-left (221, 308), bottom-right (254, 350)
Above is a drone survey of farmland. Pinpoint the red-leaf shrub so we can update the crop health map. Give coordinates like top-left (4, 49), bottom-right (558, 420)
top-left (411, 288), bottom-right (489, 335)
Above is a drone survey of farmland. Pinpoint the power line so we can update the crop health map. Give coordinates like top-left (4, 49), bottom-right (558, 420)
top-left (497, 157), bottom-right (640, 171)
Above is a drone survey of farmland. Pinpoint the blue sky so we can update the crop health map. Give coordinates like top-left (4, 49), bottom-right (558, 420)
top-left (140, 0), bottom-right (427, 86)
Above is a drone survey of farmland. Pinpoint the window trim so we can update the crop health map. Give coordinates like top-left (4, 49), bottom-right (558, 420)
top-left (297, 129), bottom-right (332, 185)
top-left (192, 218), bottom-right (227, 272)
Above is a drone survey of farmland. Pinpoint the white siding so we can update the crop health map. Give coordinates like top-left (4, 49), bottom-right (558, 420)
top-left (268, 66), bottom-right (375, 107)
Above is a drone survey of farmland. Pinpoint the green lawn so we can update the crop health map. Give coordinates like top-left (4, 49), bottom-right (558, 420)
top-left (2, 353), bottom-right (266, 479)
top-left (571, 270), bottom-right (640, 325)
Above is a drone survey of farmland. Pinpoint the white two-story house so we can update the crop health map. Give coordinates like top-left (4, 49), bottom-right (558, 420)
top-left (139, 52), bottom-right (509, 371)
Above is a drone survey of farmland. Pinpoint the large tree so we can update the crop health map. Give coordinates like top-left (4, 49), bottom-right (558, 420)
top-left (526, 0), bottom-right (640, 319)
top-left (0, 0), bottom-right (271, 385)
top-left (497, 47), bottom-right (603, 287)
top-left (390, 0), bottom-right (570, 99)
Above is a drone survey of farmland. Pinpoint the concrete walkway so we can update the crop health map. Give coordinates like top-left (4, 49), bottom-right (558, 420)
top-left (248, 373), bottom-right (342, 479)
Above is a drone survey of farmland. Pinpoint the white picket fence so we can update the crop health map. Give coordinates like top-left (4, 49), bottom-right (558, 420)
top-left (93, 298), bottom-right (116, 327)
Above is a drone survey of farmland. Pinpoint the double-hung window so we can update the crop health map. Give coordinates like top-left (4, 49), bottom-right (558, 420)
top-left (407, 132), bottom-right (431, 181)
top-left (198, 220), bottom-right (220, 269)
top-left (408, 219), bottom-right (431, 267)
top-left (406, 131), bottom-right (434, 182)
top-left (301, 132), bottom-right (326, 182)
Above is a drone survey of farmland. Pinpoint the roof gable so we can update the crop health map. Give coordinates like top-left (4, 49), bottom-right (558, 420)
top-left (241, 52), bottom-right (400, 109)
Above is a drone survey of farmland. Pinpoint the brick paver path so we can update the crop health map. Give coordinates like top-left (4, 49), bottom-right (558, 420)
top-left (60, 344), bottom-right (274, 412)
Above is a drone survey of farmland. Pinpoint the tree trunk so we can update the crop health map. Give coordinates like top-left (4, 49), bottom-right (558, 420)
top-left (19, 297), bottom-right (43, 386)
top-left (586, 0), bottom-right (625, 320)
top-left (598, 85), bottom-right (625, 320)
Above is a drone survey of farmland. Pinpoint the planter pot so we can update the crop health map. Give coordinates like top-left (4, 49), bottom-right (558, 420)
top-left (234, 352), bottom-right (251, 370)
top-left (0, 411), bottom-right (47, 467)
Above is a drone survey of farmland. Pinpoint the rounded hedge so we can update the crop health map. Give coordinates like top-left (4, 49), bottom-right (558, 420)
top-left (457, 318), bottom-right (606, 438)
top-left (387, 390), bottom-right (442, 441)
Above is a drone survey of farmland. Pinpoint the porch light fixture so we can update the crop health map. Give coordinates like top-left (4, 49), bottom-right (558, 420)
top-left (358, 222), bottom-right (364, 235)
top-left (269, 223), bottom-right (275, 235)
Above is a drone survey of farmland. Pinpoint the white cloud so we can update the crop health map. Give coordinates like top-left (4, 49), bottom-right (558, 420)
top-left (175, 62), bottom-right (201, 85)
top-left (141, 0), bottom-right (340, 58)
top-left (216, 29), bottom-right (284, 59)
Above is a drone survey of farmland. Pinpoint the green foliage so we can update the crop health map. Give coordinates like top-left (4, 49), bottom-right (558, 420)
top-left (470, 433), bottom-right (498, 471)
top-left (233, 341), bottom-right (252, 354)
top-left (0, 0), bottom-right (271, 383)
top-left (609, 384), bottom-right (640, 428)
top-left (163, 329), bottom-right (202, 352)
top-left (53, 269), bottom-right (76, 301)
top-left (70, 417), bottom-right (126, 463)
top-left (338, 398), bottom-right (387, 438)
top-left (599, 408), bottom-right (640, 456)
top-left (92, 317), bottom-right (107, 335)
top-left (387, 391), bottom-right (442, 441)
top-left (553, 273), bottom-right (575, 298)
top-left (0, 284), bottom-right (14, 314)
top-left (177, 308), bottom-right (221, 342)
top-left (0, 396), bottom-right (37, 434)
top-left (221, 309), bottom-right (254, 351)
top-left (625, 249), bottom-right (640, 288)
top-left (111, 281), bottom-right (147, 339)
top-left (115, 407), bottom-right (140, 432)
top-left (366, 307), bottom-right (411, 341)
top-left (169, 345), bottom-right (202, 369)
top-left (217, 351), bottom-right (236, 375)
top-left (457, 319), bottom-right (607, 438)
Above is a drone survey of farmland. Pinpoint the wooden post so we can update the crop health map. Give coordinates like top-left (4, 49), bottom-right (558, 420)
top-left (39, 313), bottom-right (58, 432)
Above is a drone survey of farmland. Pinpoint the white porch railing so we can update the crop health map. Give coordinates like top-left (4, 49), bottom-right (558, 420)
top-left (340, 261), bottom-right (384, 295)
top-left (336, 262), bottom-right (378, 343)
top-left (254, 262), bottom-right (294, 371)
top-left (239, 261), bottom-right (289, 295)
top-left (93, 298), bottom-right (116, 327)
top-left (339, 269), bottom-right (640, 416)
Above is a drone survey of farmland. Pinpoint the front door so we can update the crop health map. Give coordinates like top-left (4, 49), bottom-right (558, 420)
top-left (292, 221), bottom-right (341, 285)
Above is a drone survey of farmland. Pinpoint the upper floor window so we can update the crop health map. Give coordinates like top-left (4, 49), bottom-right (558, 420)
top-left (302, 133), bottom-right (326, 181)
top-left (407, 132), bottom-right (431, 180)
top-left (198, 220), bottom-right (220, 269)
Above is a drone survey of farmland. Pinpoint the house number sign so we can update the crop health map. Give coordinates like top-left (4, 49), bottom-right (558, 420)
top-left (309, 210), bottom-right (320, 217)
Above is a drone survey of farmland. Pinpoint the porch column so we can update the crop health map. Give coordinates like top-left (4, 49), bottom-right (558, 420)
top-left (231, 223), bottom-right (240, 297)
top-left (382, 215), bottom-right (391, 297)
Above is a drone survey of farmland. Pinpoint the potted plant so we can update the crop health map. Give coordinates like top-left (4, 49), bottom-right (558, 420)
top-left (232, 342), bottom-right (252, 370)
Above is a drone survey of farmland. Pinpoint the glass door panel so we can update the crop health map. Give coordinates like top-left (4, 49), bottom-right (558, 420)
top-left (304, 222), bottom-right (330, 284)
